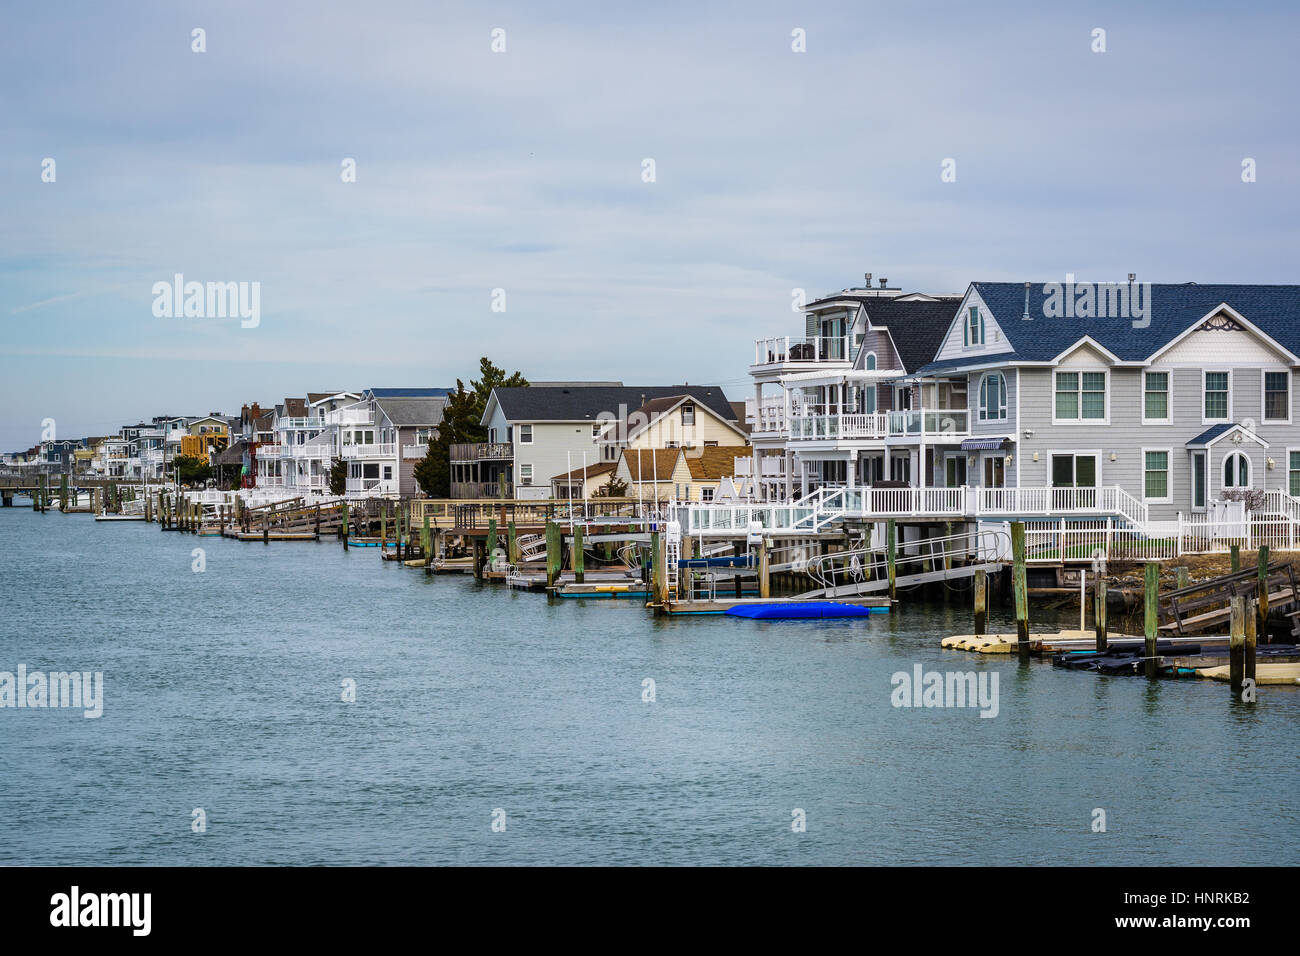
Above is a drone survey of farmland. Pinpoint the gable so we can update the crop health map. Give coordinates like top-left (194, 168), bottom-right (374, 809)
top-left (1055, 341), bottom-right (1116, 367)
top-left (934, 287), bottom-right (1016, 362)
top-left (1154, 309), bottom-right (1294, 366)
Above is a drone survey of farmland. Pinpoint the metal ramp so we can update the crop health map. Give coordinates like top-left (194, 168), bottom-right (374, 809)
top-left (794, 527), bottom-right (1009, 599)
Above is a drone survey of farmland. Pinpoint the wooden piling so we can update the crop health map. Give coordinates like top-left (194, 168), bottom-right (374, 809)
top-left (1144, 561), bottom-right (1159, 678)
top-left (973, 568), bottom-right (987, 635)
top-left (886, 519), bottom-right (897, 601)
top-left (572, 522), bottom-right (585, 584)
top-left (1229, 595), bottom-right (1245, 695)
top-left (380, 507), bottom-right (388, 555)
top-left (422, 514), bottom-right (432, 568)
top-left (545, 521), bottom-right (561, 590)
top-left (1229, 544), bottom-right (1241, 573)
top-left (1174, 566), bottom-right (1190, 590)
top-left (473, 536), bottom-right (485, 580)
top-left (1245, 597), bottom-right (1257, 685)
top-left (488, 516), bottom-right (498, 569)
top-left (1011, 521), bottom-right (1028, 654)
top-left (759, 537), bottom-right (771, 599)
top-left (59, 474), bottom-right (68, 512)
top-left (650, 530), bottom-right (667, 613)
top-left (1094, 577), bottom-right (1108, 651)
top-left (507, 520), bottom-right (519, 566)
top-left (342, 502), bottom-right (350, 551)
top-left (1257, 545), bottom-right (1270, 644)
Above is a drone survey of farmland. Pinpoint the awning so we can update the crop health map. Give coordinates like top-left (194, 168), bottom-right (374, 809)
top-left (959, 438), bottom-right (1011, 451)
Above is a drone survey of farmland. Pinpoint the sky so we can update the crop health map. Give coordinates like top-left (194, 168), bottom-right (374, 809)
top-left (2, 0), bottom-right (1297, 450)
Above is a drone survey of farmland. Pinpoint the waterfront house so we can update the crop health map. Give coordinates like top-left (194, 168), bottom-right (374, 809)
top-left (464, 383), bottom-right (740, 500)
top-left (550, 461), bottom-right (619, 499)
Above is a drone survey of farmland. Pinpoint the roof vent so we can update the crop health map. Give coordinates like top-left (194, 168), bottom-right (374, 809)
top-left (1023, 281), bottom-right (1032, 321)
top-left (878, 278), bottom-right (888, 288)
top-left (864, 273), bottom-right (872, 287)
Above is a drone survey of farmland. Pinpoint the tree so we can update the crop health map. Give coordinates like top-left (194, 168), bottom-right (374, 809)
top-left (328, 457), bottom-right (347, 496)
top-left (415, 358), bottom-right (528, 498)
top-left (592, 474), bottom-right (629, 498)
top-left (174, 454), bottom-right (211, 486)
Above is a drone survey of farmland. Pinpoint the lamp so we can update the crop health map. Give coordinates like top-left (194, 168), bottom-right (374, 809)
top-left (1109, 451), bottom-right (1117, 462)
top-left (1268, 457), bottom-right (1276, 470)
top-left (967, 455), bottom-right (976, 467)
top-left (1004, 454), bottom-right (1014, 466)
top-left (1032, 452), bottom-right (1039, 462)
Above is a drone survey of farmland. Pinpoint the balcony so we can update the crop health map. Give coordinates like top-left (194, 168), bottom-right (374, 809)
top-left (885, 409), bottom-right (970, 439)
top-left (790, 413), bottom-right (888, 441)
top-left (326, 408), bottom-right (373, 426)
top-left (451, 480), bottom-right (514, 498)
top-left (346, 477), bottom-right (396, 495)
top-left (277, 416), bottom-right (326, 429)
top-left (401, 443), bottom-right (431, 459)
top-left (733, 456), bottom-right (787, 479)
top-left (752, 335), bottom-right (850, 368)
top-left (747, 399), bottom-right (788, 436)
top-left (449, 442), bottom-right (513, 462)
top-left (339, 443), bottom-right (395, 459)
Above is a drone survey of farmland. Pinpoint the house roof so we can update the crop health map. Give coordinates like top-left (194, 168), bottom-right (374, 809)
top-left (859, 296), bottom-right (965, 373)
top-left (490, 385), bottom-right (736, 424)
top-left (1186, 423), bottom-right (1269, 448)
top-left (551, 461), bottom-right (618, 481)
top-left (620, 448), bottom-right (683, 482)
top-left (607, 394), bottom-right (750, 444)
top-left (282, 398), bottom-right (307, 417)
top-left (916, 283), bottom-right (1300, 375)
top-left (366, 387), bottom-right (453, 399)
top-left (685, 447), bottom-right (744, 481)
top-left (374, 395), bottom-right (448, 427)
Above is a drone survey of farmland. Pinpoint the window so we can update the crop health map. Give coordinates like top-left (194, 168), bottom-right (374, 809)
top-left (864, 352), bottom-right (877, 371)
top-left (1055, 371), bottom-right (1106, 421)
top-left (1265, 371), bottom-right (1289, 422)
top-left (1193, 452), bottom-right (1206, 508)
top-left (1204, 372), bottom-right (1230, 420)
top-left (1143, 451), bottom-right (1169, 501)
top-left (701, 487), bottom-right (715, 502)
top-left (382, 465), bottom-right (392, 480)
top-left (518, 424), bottom-right (533, 444)
top-left (704, 440), bottom-right (718, 447)
top-left (592, 423), bottom-right (603, 439)
top-left (520, 463), bottom-right (533, 484)
top-left (681, 404), bottom-right (695, 426)
top-left (1290, 451), bottom-right (1300, 497)
top-left (964, 307), bottom-right (984, 346)
top-left (1143, 372), bottom-right (1169, 422)
top-left (978, 373), bottom-right (1007, 421)
top-left (1223, 451), bottom-right (1249, 489)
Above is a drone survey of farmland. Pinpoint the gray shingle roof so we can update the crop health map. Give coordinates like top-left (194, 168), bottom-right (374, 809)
top-left (491, 385), bottom-right (736, 423)
top-left (374, 396), bottom-right (448, 426)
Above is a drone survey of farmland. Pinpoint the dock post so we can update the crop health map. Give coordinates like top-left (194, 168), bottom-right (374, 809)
top-left (759, 537), bottom-right (771, 599)
top-left (380, 506), bottom-right (388, 556)
top-left (342, 502), bottom-right (350, 551)
top-left (1245, 597), bottom-right (1257, 684)
top-left (263, 513), bottom-right (269, 545)
top-left (573, 522), bottom-right (585, 584)
top-left (1094, 576), bottom-right (1108, 651)
top-left (886, 519), bottom-right (897, 601)
top-left (1144, 561), bottom-right (1159, 679)
top-left (507, 520), bottom-right (519, 566)
top-left (422, 514), bottom-right (432, 568)
top-left (973, 568), bottom-right (987, 635)
top-left (488, 517), bottom-right (498, 570)
top-left (1229, 595), bottom-right (1245, 695)
top-left (650, 530), bottom-right (668, 614)
top-left (1229, 544), bottom-right (1241, 573)
top-left (1011, 521), bottom-right (1028, 656)
top-left (1256, 545), bottom-right (1270, 643)
top-left (1174, 566), bottom-right (1190, 590)
top-left (59, 474), bottom-right (68, 512)
top-left (545, 521), bottom-right (561, 590)
top-left (943, 521), bottom-right (953, 573)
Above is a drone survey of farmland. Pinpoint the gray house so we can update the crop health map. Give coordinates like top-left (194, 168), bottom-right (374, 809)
top-left (909, 282), bottom-right (1300, 520)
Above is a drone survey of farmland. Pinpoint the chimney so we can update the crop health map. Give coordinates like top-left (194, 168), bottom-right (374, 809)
top-left (864, 272), bottom-right (872, 287)
top-left (879, 278), bottom-right (888, 288)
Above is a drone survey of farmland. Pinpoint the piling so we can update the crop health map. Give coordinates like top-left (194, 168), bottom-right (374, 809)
top-left (973, 568), bottom-right (987, 635)
top-left (1229, 595), bottom-right (1246, 695)
top-left (650, 530), bottom-right (667, 614)
top-left (545, 521), bottom-right (561, 590)
top-left (886, 518), bottom-right (897, 601)
top-left (1245, 598), bottom-right (1258, 685)
top-left (507, 520), bottom-right (519, 565)
top-left (342, 502), bottom-right (349, 551)
top-left (1174, 566), bottom-right (1190, 590)
top-left (759, 537), bottom-right (771, 599)
top-left (488, 517), bottom-right (498, 569)
top-left (1094, 577), bottom-right (1108, 651)
top-left (1011, 521), bottom-right (1028, 655)
top-left (1144, 561), bottom-right (1159, 679)
top-left (59, 474), bottom-right (68, 512)
top-left (422, 514), bottom-right (432, 569)
top-left (573, 522), bottom-right (585, 584)
top-left (1230, 544), bottom-right (1241, 573)
top-left (473, 536), bottom-right (486, 581)
top-left (1257, 545), bottom-right (1270, 643)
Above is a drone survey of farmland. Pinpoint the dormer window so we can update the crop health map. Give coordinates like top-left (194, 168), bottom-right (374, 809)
top-left (681, 403), bottom-right (695, 426)
top-left (964, 307), bottom-right (984, 347)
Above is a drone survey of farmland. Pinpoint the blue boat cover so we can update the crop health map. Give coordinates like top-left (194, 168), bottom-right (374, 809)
top-left (726, 602), bottom-right (877, 619)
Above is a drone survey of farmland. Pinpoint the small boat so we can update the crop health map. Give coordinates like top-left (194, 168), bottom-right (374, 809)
top-left (726, 601), bottom-right (880, 620)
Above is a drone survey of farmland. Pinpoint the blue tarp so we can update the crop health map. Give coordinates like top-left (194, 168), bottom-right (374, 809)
top-left (677, 556), bottom-right (754, 569)
top-left (725, 602), bottom-right (879, 619)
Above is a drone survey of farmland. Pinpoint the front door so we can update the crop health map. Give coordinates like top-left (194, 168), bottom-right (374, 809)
top-left (945, 456), bottom-right (967, 488)
top-left (1051, 453), bottom-right (1098, 508)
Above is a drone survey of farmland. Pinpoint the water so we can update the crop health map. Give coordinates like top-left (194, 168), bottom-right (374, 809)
top-left (1, 507), bottom-right (1296, 865)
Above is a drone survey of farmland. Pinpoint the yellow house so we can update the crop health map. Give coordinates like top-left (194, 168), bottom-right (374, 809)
top-left (180, 418), bottom-right (229, 462)
top-left (599, 394), bottom-right (749, 463)
top-left (615, 448), bottom-right (689, 503)
top-left (550, 461), bottom-right (619, 499)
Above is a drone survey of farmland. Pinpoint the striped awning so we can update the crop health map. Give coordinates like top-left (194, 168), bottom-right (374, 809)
top-left (959, 438), bottom-right (1010, 451)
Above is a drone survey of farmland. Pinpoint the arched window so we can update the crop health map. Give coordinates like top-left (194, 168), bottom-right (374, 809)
top-left (978, 373), bottom-right (1007, 421)
top-left (1223, 451), bottom-right (1250, 489)
top-left (863, 352), bottom-right (877, 370)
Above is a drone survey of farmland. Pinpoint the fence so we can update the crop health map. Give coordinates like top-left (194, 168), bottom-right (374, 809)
top-left (1023, 514), bottom-right (1299, 563)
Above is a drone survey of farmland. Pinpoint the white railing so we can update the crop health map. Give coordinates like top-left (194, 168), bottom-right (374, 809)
top-left (402, 443), bottom-right (430, 459)
top-left (1023, 514), bottom-right (1299, 563)
top-left (290, 443), bottom-right (334, 459)
top-left (748, 399), bottom-right (789, 435)
top-left (257, 444), bottom-right (285, 458)
top-left (978, 485), bottom-right (1148, 525)
top-left (340, 443), bottom-right (396, 459)
top-left (277, 416), bottom-right (326, 429)
top-left (885, 409), bottom-right (970, 438)
top-left (752, 335), bottom-right (850, 366)
top-left (789, 413), bottom-right (888, 441)
top-left (733, 456), bottom-right (787, 479)
top-left (326, 408), bottom-right (373, 426)
top-left (345, 477), bottom-right (396, 495)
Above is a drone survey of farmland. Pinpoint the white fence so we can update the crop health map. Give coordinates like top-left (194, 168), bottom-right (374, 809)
top-left (1023, 514), bottom-right (1300, 563)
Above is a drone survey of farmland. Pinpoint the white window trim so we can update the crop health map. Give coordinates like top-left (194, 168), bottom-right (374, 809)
top-left (517, 424), bottom-right (534, 445)
top-left (1202, 369), bottom-right (1232, 425)
top-left (976, 371), bottom-right (1008, 421)
top-left (1046, 449), bottom-right (1105, 488)
top-left (1285, 446), bottom-right (1300, 499)
top-left (519, 463), bottom-right (533, 484)
top-left (863, 351), bottom-right (877, 371)
top-left (1140, 368), bottom-right (1173, 426)
top-left (1261, 367), bottom-right (1292, 425)
top-left (1219, 449), bottom-right (1251, 492)
top-left (1051, 370), bottom-right (1110, 426)
top-left (1140, 447), bottom-right (1173, 503)
top-left (964, 307), bottom-right (984, 349)
top-left (1190, 450), bottom-right (1208, 512)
